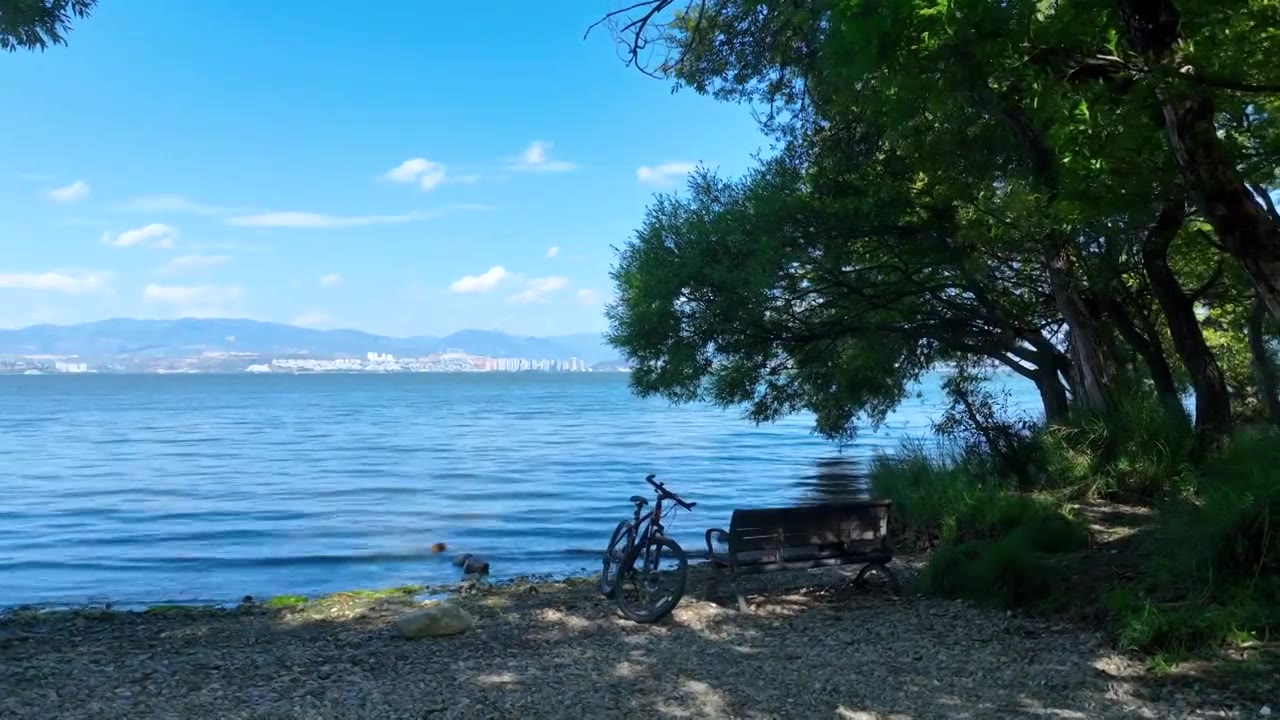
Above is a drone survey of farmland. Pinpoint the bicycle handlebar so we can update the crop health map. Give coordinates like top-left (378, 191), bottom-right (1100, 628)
top-left (645, 474), bottom-right (696, 510)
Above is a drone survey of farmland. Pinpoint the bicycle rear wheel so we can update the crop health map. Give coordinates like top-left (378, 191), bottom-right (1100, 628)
top-left (615, 535), bottom-right (688, 623)
top-left (600, 520), bottom-right (633, 598)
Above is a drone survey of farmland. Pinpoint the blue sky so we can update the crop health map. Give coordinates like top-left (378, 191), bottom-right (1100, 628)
top-left (0, 1), bottom-right (765, 337)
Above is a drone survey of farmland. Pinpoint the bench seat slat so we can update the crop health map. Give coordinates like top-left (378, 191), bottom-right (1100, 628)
top-left (708, 553), bottom-right (892, 575)
top-left (708, 546), bottom-right (891, 566)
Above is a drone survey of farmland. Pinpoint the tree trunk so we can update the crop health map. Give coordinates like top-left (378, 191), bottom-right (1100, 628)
top-left (1141, 200), bottom-right (1232, 440)
top-left (1034, 365), bottom-right (1071, 424)
top-left (1115, 0), bottom-right (1280, 322)
top-left (1247, 296), bottom-right (1280, 428)
top-left (1047, 235), bottom-right (1117, 413)
top-left (1105, 298), bottom-right (1187, 421)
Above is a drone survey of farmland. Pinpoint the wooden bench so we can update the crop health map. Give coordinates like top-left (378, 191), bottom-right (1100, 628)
top-left (703, 501), bottom-right (900, 611)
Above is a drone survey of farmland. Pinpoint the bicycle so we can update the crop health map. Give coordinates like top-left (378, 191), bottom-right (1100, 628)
top-left (599, 474), bottom-right (695, 623)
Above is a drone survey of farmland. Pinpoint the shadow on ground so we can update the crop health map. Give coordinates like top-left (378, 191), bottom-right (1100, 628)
top-left (0, 556), bottom-right (1262, 719)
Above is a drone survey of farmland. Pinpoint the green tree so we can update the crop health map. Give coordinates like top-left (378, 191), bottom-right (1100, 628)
top-left (1, 0), bottom-right (96, 52)
top-left (610, 123), bottom-right (1078, 436)
top-left (595, 0), bottom-right (1276, 441)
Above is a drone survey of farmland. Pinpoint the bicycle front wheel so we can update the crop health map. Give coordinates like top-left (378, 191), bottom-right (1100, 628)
top-left (600, 520), bottom-right (633, 598)
top-left (615, 535), bottom-right (688, 623)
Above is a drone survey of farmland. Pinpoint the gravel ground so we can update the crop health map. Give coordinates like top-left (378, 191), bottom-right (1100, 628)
top-left (0, 565), bottom-right (1259, 719)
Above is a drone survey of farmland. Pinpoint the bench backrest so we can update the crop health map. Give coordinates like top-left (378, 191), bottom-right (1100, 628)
top-left (726, 501), bottom-right (892, 554)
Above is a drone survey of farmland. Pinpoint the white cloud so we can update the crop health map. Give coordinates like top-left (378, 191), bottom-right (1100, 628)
top-left (510, 276), bottom-right (569, 304)
top-left (0, 270), bottom-right (109, 294)
top-left (143, 284), bottom-right (243, 305)
top-left (576, 288), bottom-right (604, 306)
top-left (48, 180), bottom-right (91, 204)
top-left (123, 195), bottom-right (231, 214)
top-left (636, 162), bottom-right (697, 187)
top-left (162, 254), bottom-right (231, 272)
top-left (224, 210), bottom-right (434, 228)
top-left (546, 245), bottom-right (560, 259)
top-left (292, 311), bottom-right (333, 327)
top-left (319, 273), bottom-right (342, 287)
top-left (449, 266), bottom-right (511, 294)
top-left (381, 158), bottom-right (448, 191)
top-left (103, 223), bottom-right (177, 248)
top-left (508, 141), bottom-right (576, 173)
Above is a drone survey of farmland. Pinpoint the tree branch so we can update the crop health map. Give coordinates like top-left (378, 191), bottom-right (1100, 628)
top-left (1248, 181), bottom-right (1280, 225)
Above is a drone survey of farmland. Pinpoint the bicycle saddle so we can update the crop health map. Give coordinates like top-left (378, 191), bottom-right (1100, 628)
top-left (629, 495), bottom-right (649, 507)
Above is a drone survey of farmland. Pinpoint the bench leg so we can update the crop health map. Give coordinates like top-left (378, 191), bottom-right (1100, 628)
top-left (854, 562), bottom-right (902, 596)
top-left (728, 575), bottom-right (748, 612)
top-left (704, 564), bottom-right (720, 601)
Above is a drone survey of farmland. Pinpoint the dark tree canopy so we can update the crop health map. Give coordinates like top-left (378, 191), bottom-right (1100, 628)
top-left (1, 0), bottom-right (96, 52)
top-left (597, 0), bottom-right (1280, 442)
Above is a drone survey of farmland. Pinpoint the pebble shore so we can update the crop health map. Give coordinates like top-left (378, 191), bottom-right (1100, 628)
top-left (0, 565), bottom-right (1260, 719)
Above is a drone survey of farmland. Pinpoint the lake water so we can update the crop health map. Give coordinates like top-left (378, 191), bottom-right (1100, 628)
top-left (0, 372), bottom-right (1040, 608)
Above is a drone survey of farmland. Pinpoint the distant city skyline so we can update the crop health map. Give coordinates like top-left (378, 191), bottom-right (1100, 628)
top-left (0, 3), bottom-right (765, 337)
top-left (3, 348), bottom-right (621, 376)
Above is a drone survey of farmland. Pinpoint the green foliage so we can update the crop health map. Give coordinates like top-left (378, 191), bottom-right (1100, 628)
top-left (1109, 431), bottom-right (1280, 656)
top-left (1151, 432), bottom-right (1280, 592)
top-left (0, 0), bottom-right (96, 52)
top-left (264, 595), bottom-right (309, 608)
top-left (920, 535), bottom-right (1067, 610)
top-left (599, 0), bottom-right (1280, 439)
top-left (608, 158), bottom-right (949, 441)
top-left (872, 440), bottom-right (1086, 543)
top-left (872, 442), bottom-right (1088, 609)
top-left (868, 442), bottom-right (1005, 540)
top-left (1037, 392), bottom-right (1197, 503)
top-left (340, 585), bottom-right (425, 599)
top-left (1108, 587), bottom-right (1275, 658)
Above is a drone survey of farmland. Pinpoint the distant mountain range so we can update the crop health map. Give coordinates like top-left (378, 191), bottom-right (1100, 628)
top-left (0, 318), bottom-right (618, 364)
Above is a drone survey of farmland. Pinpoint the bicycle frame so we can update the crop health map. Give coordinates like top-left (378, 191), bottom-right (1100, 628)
top-left (625, 494), bottom-right (671, 574)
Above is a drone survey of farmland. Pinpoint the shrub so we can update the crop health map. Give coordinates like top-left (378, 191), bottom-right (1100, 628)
top-left (920, 534), bottom-right (1067, 609)
top-left (869, 440), bottom-right (1010, 539)
top-left (873, 440), bottom-right (1090, 609)
top-left (1037, 393), bottom-right (1196, 504)
top-left (870, 441), bottom-right (1085, 546)
top-left (1113, 430), bottom-right (1280, 656)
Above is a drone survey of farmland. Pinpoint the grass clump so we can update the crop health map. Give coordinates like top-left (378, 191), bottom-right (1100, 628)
top-left (1036, 394), bottom-right (1196, 504)
top-left (264, 585), bottom-right (426, 610)
top-left (920, 533), bottom-right (1067, 609)
top-left (337, 585), bottom-right (424, 599)
top-left (1112, 431), bottom-right (1280, 657)
top-left (871, 442), bottom-right (1089, 610)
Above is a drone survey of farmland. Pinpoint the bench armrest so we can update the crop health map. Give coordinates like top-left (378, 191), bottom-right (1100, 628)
top-left (704, 527), bottom-right (730, 557)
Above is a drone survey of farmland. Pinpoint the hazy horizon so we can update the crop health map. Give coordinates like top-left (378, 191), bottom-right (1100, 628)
top-left (0, 315), bottom-right (608, 340)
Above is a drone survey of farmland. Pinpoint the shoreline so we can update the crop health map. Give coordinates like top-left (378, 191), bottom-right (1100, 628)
top-left (3, 560), bottom-right (1266, 718)
top-left (0, 566), bottom-right (608, 617)
top-left (5, 558), bottom-right (1274, 718)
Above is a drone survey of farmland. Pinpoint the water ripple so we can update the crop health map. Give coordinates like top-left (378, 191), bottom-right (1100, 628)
top-left (0, 371), bottom-right (1040, 607)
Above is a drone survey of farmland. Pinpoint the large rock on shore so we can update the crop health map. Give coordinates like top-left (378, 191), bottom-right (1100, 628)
top-left (395, 603), bottom-right (474, 639)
